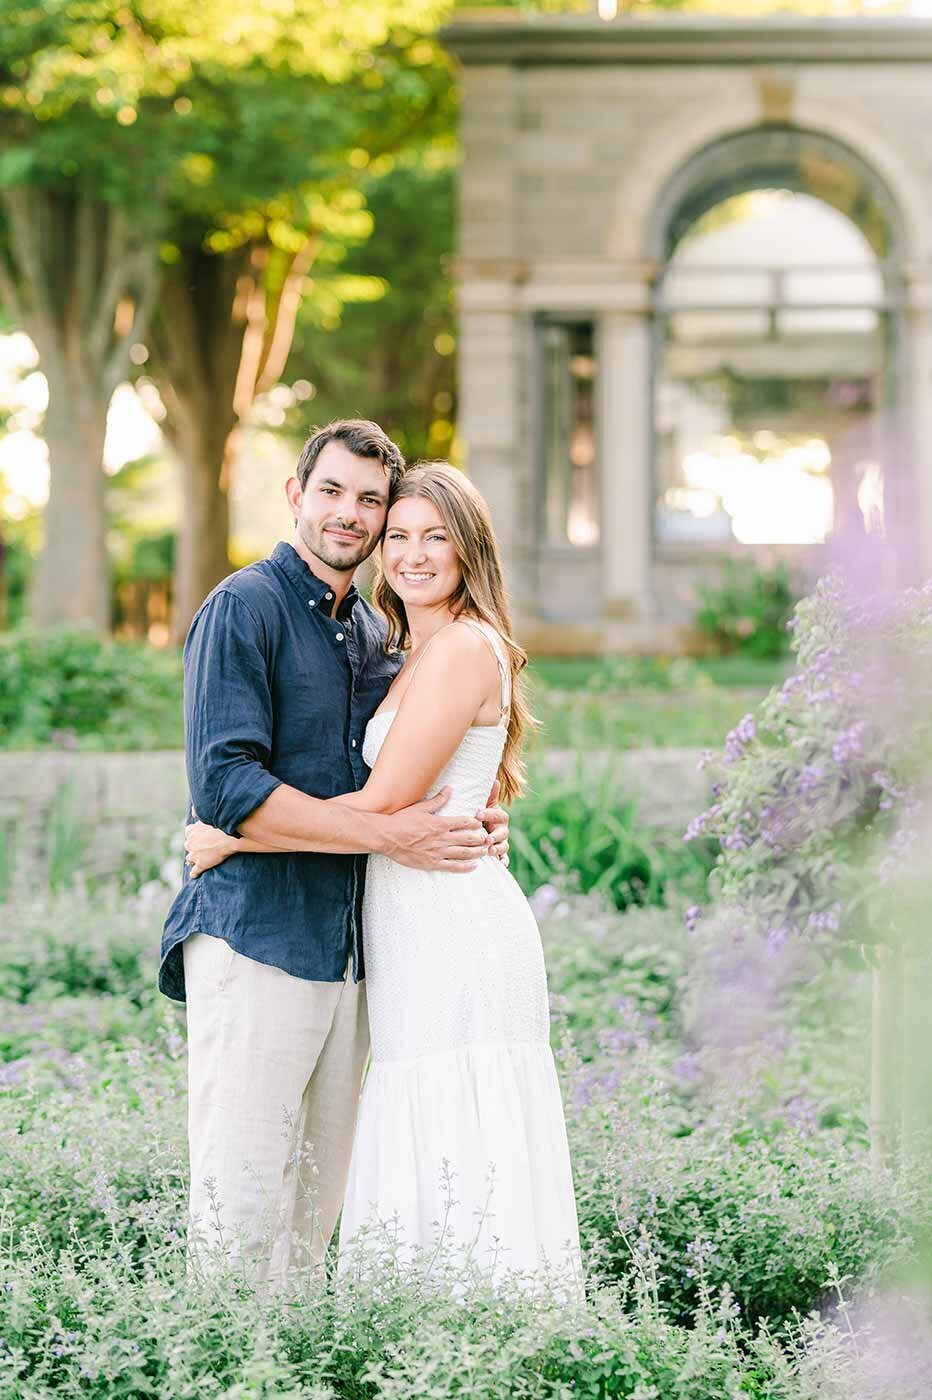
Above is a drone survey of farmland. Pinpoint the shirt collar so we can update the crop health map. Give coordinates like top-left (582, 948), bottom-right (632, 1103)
top-left (270, 540), bottom-right (360, 618)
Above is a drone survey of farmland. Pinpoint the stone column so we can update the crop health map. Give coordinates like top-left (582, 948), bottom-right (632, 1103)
top-left (455, 65), bottom-right (535, 618)
top-left (904, 281), bottom-right (932, 584)
top-left (457, 281), bottom-right (535, 620)
top-left (598, 309), bottom-right (653, 618)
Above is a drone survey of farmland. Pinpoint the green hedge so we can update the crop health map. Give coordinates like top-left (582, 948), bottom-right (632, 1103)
top-left (0, 626), bottom-right (183, 750)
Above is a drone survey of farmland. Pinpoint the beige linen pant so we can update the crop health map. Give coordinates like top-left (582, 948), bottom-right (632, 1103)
top-left (183, 931), bottom-right (369, 1290)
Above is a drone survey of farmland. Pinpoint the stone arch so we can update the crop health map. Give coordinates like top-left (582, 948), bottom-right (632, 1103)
top-left (644, 121), bottom-right (913, 593)
top-left (646, 124), bottom-right (905, 268)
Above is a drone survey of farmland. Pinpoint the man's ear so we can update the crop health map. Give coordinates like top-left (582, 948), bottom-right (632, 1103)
top-left (285, 475), bottom-right (303, 520)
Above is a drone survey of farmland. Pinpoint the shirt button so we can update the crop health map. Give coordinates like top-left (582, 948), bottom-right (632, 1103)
top-left (308, 599), bottom-right (316, 608)
top-left (335, 632), bottom-right (344, 642)
top-left (325, 591), bottom-right (333, 601)
top-left (351, 739), bottom-right (357, 748)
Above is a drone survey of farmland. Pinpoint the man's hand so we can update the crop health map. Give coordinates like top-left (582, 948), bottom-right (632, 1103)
top-left (476, 779), bottom-right (510, 866)
top-left (382, 788), bottom-right (491, 872)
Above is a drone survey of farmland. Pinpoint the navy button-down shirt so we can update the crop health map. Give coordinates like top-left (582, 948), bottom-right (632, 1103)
top-left (159, 541), bottom-right (402, 1003)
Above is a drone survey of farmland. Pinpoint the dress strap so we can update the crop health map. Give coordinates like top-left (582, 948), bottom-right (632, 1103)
top-left (456, 618), bottom-right (511, 719)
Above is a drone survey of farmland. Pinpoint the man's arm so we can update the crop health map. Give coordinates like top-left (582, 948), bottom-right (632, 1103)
top-left (182, 591), bottom-right (487, 871)
top-left (183, 589), bottom-right (283, 836)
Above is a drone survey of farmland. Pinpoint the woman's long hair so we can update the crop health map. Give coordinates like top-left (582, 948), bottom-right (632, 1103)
top-left (372, 462), bottom-right (536, 804)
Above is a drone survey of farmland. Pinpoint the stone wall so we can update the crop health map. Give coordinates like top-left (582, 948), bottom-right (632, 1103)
top-left (0, 751), bottom-right (190, 888)
top-left (0, 746), bottom-right (710, 887)
top-left (446, 15), bottom-right (932, 645)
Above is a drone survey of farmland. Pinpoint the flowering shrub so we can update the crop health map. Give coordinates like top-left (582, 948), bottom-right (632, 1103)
top-left (685, 573), bottom-right (932, 952)
top-left (3, 886), bottom-right (927, 1379)
top-left (563, 1031), bottom-right (924, 1329)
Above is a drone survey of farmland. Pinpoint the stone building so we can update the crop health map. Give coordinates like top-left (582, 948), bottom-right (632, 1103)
top-left (443, 12), bottom-right (932, 649)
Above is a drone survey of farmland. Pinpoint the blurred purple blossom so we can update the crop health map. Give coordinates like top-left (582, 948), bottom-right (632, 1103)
top-left (832, 722), bottom-right (867, 766)
top-left (724, 713), bottom-right (756, 764)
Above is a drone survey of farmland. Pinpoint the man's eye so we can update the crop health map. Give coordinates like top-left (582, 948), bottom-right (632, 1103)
top-left (321, 488), bottom-right (338, 496)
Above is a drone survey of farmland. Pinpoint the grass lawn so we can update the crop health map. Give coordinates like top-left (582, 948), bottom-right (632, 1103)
top-left (527, 654), bottom-right (788, 692)
top-left (526, 654), bottom-right (788, 751)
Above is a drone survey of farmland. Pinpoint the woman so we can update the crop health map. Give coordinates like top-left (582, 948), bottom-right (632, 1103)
top-left (185, 464), bottom-right (581, 1291)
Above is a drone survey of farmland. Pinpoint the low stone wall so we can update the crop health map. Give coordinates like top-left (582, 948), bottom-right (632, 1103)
top-left (0, 746), bottom-right (710, 886)
top-left (0, 751), bottom-right (190, 888)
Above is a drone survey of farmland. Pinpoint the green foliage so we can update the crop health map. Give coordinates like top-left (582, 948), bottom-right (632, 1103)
top-left (511, 759), bottom-right (714, 912)
top-left (694, 559), bottom-right (796, 659)
top-left (0, 515), bottom-right (34, 629)
top-left (1, 883), bottom-right (926, 1395)
top-left (0, 1223), bottom-right (867, 1399)
top-left (568, 1046), bottom-right (922, 1329)
top-left (0, 626), bottom-right (183, 749)
top-left (286, 155), bottom-right (457, 463)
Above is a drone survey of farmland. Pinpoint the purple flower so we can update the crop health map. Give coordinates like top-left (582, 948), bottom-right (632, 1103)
top-left (766, 924), bottom-right (790, 953)
top-left (725, 713), bottom-right (756, 764)
top-left (807, 906), bottom-right (841, 934)
top-left (798, 763), bottom-right (824, 792)
top-left (721, 831), bottom-right (749, 851)
top-left (684, 810), bottom-right (710, 843)
top-left (831, 721), bottom-right (866, 766)
top-left (684, 905), bottom-right (702, 936)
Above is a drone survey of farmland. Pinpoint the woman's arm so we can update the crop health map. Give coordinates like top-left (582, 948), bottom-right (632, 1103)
top-left (329, 623), bottom-right (499, 815)
top-left (184, 625), bottom-right (501, 875)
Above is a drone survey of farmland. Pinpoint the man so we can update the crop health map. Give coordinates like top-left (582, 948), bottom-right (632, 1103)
top-left (160, 419), bottom-right (509, 1288)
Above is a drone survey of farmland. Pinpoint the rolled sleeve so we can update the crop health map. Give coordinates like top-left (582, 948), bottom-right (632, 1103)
top-left (183, 590), bottom-right (284, 836)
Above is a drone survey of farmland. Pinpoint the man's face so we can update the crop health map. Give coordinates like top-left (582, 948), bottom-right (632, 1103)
top-left (287, 442), bottom-right (390, 573)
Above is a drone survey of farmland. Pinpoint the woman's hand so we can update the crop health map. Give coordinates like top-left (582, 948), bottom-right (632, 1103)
top-left (184, 820), bottom-right (239, 877)
top-left (476, 780), bottom-right (510, 866)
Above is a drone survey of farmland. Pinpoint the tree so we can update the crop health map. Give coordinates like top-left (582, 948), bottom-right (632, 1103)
top-left (151, 13), bottom-right (456, 637)
top-left (281, 154), bottom-right (457, 466)
top-left (0, 0), bottom-right (449, 634)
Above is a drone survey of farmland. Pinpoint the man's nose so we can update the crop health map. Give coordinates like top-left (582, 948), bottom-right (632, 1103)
top-left (336, 502), bottom-right (361, 528)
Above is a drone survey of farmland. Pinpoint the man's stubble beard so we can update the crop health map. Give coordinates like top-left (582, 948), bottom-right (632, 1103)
top-left (298, 517), bottom-right (378, 574)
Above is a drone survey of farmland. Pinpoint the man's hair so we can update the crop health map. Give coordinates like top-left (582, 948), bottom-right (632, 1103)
top-left (296, 419), bottom-right (405, 491)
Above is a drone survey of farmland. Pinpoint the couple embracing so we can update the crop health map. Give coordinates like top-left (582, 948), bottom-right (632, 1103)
top-left (160, 419), bottom-right (581, 1296)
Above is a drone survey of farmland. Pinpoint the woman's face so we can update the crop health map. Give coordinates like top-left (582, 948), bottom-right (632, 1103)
top-left (382, 495), bottom-right (462, 610)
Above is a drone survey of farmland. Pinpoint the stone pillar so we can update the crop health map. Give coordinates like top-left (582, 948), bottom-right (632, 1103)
top-left (457, 282), bottom-right (535, 620)
top-left (905, 282), bottom-right (932, 584)
top-left (598, 309), bottom-right (653, 618)
top-left (455, 65), bottom-right (535, 618)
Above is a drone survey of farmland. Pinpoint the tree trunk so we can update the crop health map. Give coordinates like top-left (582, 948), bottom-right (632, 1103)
top-left (30, 358), bottom-right (110, 629)
top-left (152, 238), bottom-right (318, 643)
top-left (0, 186), bottom-right (159, 633)
top-left (171, 419), bottom-right (237, 642)
top-left (151, 251), bottom-right (243, 643)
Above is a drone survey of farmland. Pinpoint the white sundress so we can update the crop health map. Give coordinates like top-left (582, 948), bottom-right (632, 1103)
top-left (338, 619), bottom-right (582, 1294)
